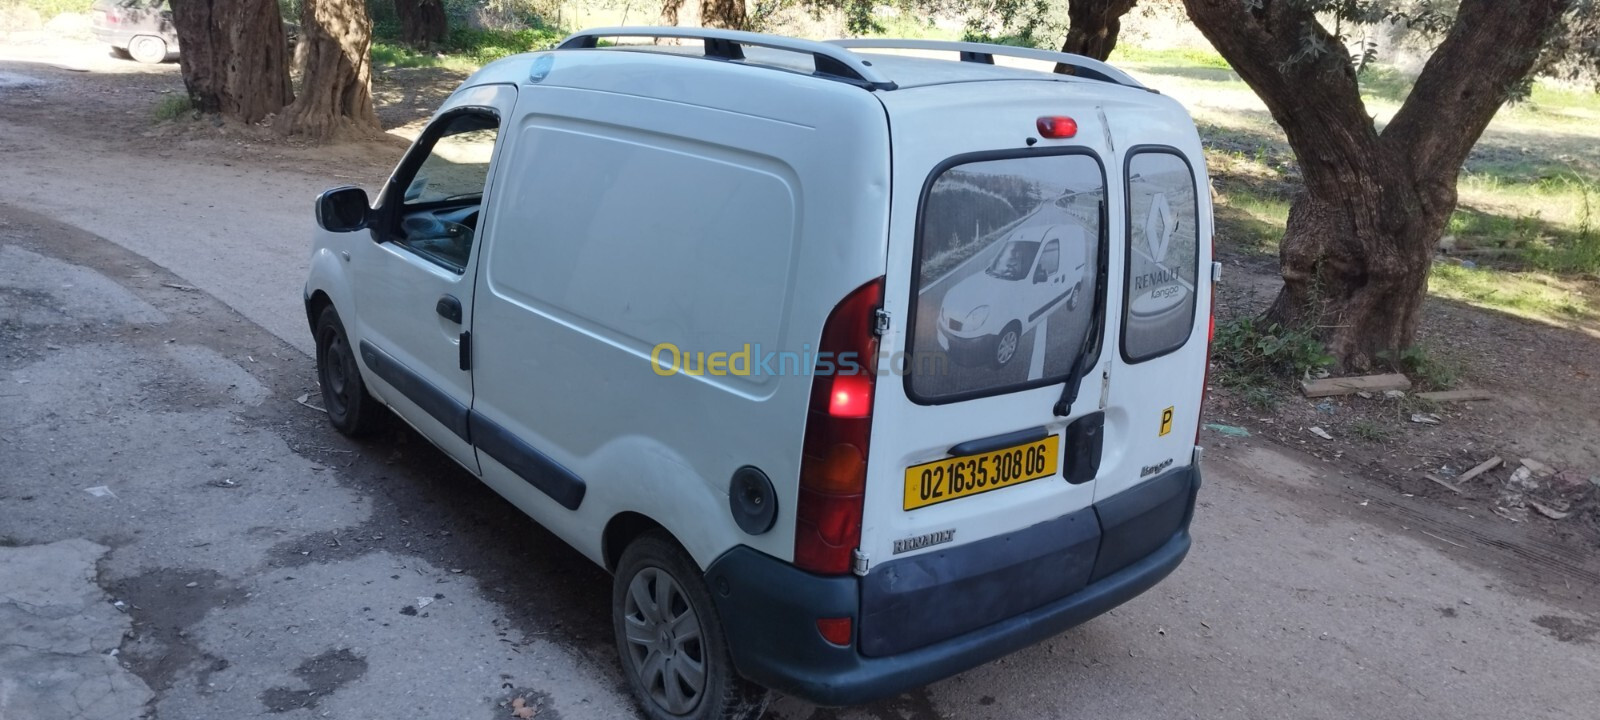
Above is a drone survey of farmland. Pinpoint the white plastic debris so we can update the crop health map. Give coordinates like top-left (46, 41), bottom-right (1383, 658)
top-left (83, 486), bottom-right (116, 498)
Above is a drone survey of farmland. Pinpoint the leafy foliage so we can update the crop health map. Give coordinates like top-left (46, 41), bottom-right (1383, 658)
top-left (1378, 344), bottom-right (1459, 389)
top-left (1212, 316), bottom-right (1336, 385)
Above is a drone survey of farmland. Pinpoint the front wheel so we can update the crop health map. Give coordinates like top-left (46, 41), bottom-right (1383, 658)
top-left (315, 305), bottom-right (384, 437)
top-left (613, 532), bottom-right (769, 720)
top-left (993, 322), bottom-right (1021, 368)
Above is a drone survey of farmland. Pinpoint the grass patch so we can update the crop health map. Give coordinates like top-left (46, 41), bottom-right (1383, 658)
top-left (1350, 419), bottom-right (1390, 443)
top-left (4, 0), bottom-right (94, 20)
top-left (1109, 45), bottom-right (1231, 70)
top-left (151, 93), bottom-right (192, 122)
top-left (1429, 262), bottom-right (1597, 324)
top-left (371, 27), bottom-right (565, 72)
top-left (1380, 345), bottom-right (1459, 390)
top-left (1452, 172), bottom-right (1600, 274)
top-left (1211, 181), bottom-right (1291, 253)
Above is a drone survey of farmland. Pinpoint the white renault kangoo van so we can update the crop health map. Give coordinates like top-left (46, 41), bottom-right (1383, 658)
top-left (304, 27), bottom-right (1214, 720)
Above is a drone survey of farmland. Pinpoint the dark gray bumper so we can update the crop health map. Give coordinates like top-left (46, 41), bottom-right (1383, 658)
top-left (705, 462), bottom-right (1201, 706)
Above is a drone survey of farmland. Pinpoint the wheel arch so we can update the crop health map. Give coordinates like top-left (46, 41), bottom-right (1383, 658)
top-left (602, 511), bottom-right (672, 573)
top-left (305, 289), bottom-right (333, 336)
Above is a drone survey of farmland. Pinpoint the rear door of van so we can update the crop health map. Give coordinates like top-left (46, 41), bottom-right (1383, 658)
top-left (856, 81), bottom-right (1118, 655)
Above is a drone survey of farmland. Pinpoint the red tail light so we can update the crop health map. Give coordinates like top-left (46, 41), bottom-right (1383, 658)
top-left (794, 277), bottom-right (883, 575)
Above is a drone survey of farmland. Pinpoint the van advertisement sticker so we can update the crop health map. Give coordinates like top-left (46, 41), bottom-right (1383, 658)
top-left (910, 154), bottom-right (1104, 401)
top-left (1124, 152), bottom-right (1199, 360)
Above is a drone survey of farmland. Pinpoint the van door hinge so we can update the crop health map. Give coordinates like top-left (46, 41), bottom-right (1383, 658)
top-left (852, 548), bottom-right (870, 575)
top-left (873, 308), bottom-right (890, 337)
top-left (459, 331), bottom-right (472, 371)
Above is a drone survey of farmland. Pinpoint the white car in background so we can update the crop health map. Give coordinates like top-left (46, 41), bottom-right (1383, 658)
top-left (938, 223), bottom-right (1088, 368)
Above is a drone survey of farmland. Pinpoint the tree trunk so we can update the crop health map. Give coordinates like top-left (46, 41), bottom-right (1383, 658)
top-left (1180, 0), bottom-right (1572, 370)
top-left (280, 0), bottom-right (381, 140)
top-left (169, 0), bottom-right (291, 123)
top-left (660, 0), bottom-right (684, 26)
top-left (699, 0), bottom-right (744, 30)
top-left (393, 0), bottom-right (445, 48)
top-left (1056, 0), bottom-right (1138, 66)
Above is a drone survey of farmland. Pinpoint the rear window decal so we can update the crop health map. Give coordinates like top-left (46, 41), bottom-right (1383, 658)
top-left (1123, 150), bottom-right (1200, 361)
top-left (907, 152), bottom-right (1105, 403)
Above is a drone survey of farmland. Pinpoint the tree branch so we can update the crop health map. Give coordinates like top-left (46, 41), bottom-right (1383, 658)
top-left (1180, 0), bottom-right (1380, 195)
top-left (1382, 0), bottom-right (1572, 179)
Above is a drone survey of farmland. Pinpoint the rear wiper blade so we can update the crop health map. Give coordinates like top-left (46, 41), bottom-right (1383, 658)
top-left (1053, 198), bottom-right (1108, 418)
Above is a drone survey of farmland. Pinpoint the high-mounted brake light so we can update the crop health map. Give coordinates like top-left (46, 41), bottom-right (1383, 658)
top-left (794, 277), bottom-right (883, 575)
top-left (1036, 116), bottom-right (1078, 139)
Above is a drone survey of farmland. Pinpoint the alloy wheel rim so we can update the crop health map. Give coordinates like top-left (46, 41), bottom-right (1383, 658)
top-left (997, 331), bottom-right (1018, 364)
top-left (623, 566), bottom-right (706, 715)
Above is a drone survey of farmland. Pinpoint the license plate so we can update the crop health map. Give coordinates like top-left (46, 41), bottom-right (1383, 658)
top-left (903, 435), bottom-right (1061, 511)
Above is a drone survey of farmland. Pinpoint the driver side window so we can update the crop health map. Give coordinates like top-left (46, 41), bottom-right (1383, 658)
top-left (1037, 239), bottom-right (1060, 280)
top-left (390, 111), bottom-right (501, 272)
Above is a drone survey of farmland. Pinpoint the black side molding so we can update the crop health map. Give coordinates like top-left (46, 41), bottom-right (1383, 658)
top-left (948, 426), bottom-right (1050, 456)
top-left (357, 340), bottom-right (470, 442)
top-left (470, 412), bottom-right (586, 511)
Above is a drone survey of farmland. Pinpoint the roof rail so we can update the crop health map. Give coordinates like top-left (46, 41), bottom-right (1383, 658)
top-left (557, 27), bottom-right (899, 91)
top-left (825, 38), bottom-right (1148, 90)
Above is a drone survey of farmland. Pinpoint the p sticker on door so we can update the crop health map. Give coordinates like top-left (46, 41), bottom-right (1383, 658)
top-left (1159, 406), bottom-right (1174, 437)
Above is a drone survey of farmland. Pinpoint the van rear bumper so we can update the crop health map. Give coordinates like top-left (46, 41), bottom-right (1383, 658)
top-left (705, 462), bottom-right (1199, 707)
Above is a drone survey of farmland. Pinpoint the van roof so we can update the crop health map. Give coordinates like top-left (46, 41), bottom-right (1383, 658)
top-left (465, 27), bottom-right (1158, 99)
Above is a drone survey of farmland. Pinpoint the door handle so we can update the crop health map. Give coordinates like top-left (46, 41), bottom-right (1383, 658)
top-left (436, 294), bottom-right (462, 324)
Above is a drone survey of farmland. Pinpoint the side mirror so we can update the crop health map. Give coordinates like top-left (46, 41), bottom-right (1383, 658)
top-left (1034, 267), bottom-right (1048, 284)
top-left (316, 186), bottom-right (371, 232)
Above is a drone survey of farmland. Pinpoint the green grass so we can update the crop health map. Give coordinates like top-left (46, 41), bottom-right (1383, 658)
top-left (151, 93), bottom-right (192, 122)
top-left (1350, 419), bottom-right (1390, 443)
top-left (371, 27), bottom-right (565, 72)
top-left (1429, 262), bottom-right (1596, 323)
top-left (1452, 172), bottom-right (1600, 274)
top-left (1109, 45), bottom-right (1231, 70)
top-left (1211, 181), bottom-right (1291, 253)
top-left (3, 0), bottom-right (95, 19)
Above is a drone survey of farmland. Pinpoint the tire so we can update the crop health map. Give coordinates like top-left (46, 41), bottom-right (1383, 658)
top-left (993, 322), bottom-right (1021, 368)
top-left (613, 532), bottom-right (769, 720)
top-left (314, 305), bottom-right (384, 437)
top-left (128, 35), bottom-right (167, 64)
top-left (1067, 280), bottom-right (1083, 312)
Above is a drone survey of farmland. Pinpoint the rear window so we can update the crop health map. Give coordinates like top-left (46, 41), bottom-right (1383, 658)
top-left (1122, 149), bottom-right (1200, 362)
top-left (906, 151), bottom-right (1105, 404)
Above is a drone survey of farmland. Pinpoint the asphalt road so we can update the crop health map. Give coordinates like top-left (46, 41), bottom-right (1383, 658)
top-left (910, 204), bottom-right (1100, 400)
top-left (3, 53), bottom-right (1599, 720)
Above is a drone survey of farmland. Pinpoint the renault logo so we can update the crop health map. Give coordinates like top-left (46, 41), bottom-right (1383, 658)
top-left (1144, 192), bottom-right (1176, 264)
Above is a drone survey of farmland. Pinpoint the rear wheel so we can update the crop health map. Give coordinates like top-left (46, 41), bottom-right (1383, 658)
top-left (315, 305), bottom-right (383, 437)
top-left (993, 322), bottom-right (1021, 368)
top-left (1067, 279), bottom-right (1084, 311)
top-left (613, 532), bottom-right (769, 720)
top-left (128, 35), bottom-right (167, 64)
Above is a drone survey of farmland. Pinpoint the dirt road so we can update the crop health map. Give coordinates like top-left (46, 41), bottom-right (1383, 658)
top-left (3, 46), bottom-right (1598, 720)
